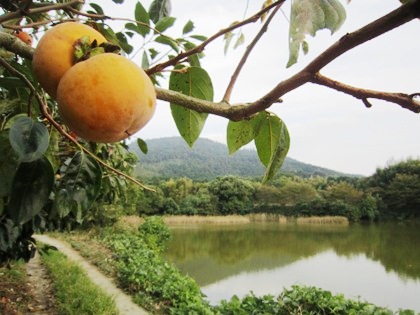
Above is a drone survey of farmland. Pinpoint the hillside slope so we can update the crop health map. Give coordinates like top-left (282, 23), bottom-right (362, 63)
top-left (129, 137), bottom-right (351, 180)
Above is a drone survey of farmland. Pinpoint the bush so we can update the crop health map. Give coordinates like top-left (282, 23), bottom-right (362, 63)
top-left (103, 221), bottom-right (212, 314)
top-left (214, 286), bottom-right (414, 315)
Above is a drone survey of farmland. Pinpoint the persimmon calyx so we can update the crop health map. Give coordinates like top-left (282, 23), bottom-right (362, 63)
top-left (73, 36), bottom-right (121, 63)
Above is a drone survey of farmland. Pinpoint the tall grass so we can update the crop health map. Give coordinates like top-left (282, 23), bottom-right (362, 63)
top-left (296, 216), bottom-right (349, 225)
top-left (162, 214), bottom-right (348, 225)
top-left (163, 215), bottom-right (249, 224)
top-left (41, 248), bottom-right (119, 315)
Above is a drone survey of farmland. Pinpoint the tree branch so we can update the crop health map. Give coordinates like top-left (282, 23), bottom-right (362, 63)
top-left (311, 73), bottom-right (420, 113)
top-left (145, 0), bottom-right (286, 75)
top-left (0, 0), bottom-right (83, 24)
top-left (0, 31), bottom-right (35, 60)
top-left (236, 0), bottom-right (420, 119)
top-left (222, 3), bottom-right (284, 103)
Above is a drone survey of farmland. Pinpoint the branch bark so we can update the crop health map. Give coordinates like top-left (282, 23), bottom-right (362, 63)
top-left (312, 73), bottom-right (420, 113)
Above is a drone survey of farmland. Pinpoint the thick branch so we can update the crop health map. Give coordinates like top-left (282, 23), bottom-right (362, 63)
top-left (0, 32), bottom-right (35, 60)
top-left (312, 73), bottom-right (420, 113)
top-left (145, 0), bottom-right (286, 75)
top-left (0, 0), bottom-right (83, 24)
top-left (240, 0), bottom-right (420, 118)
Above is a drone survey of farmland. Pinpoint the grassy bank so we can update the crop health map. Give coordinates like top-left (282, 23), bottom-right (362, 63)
top-left (41, 247), bottom-right (119, 315)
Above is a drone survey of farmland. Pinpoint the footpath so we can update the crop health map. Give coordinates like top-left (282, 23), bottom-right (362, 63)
top-left (33, 234), bottom-right (148, 315)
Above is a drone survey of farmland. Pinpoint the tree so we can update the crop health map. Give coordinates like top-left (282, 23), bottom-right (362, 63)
top-left (208, 176), bottom-right (255, 214)
top-left (0, 1), bottom-right (419, 263)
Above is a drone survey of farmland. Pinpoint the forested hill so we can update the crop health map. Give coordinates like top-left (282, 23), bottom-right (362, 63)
top-left (129, 137), bottom-right (352, 180)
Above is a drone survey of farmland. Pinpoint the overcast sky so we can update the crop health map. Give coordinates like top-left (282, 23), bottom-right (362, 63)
top-left (100, 0), bottom-right (419, 176)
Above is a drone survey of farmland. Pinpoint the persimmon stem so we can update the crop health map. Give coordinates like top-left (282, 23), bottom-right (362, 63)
top-left (0, 57), bottom-right (155, 192)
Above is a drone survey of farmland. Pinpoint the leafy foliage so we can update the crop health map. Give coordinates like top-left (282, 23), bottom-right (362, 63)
top-left (287, 0), bottom-right (346, 67)
top-left (215, 286), bottom-right (413, 314)
top-left (103, 219), bottom-right (212, 314)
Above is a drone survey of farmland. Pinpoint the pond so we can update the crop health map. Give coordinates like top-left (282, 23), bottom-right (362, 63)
top-left (164, 222), bottom-right (420, 311)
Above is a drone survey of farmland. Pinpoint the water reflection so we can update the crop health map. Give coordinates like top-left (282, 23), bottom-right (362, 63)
top-left (165, 222), bottom-right (420, 311)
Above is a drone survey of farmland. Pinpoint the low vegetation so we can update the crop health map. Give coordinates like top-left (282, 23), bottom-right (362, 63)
top-left (41, 247), bottom-right (119, 315)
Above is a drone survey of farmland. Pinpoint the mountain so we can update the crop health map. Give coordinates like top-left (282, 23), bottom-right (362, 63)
top-left (128, 137), bottom-right (353, 180)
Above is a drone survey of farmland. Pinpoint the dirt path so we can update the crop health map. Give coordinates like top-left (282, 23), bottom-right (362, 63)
top-left (33, 234), bottom-right (148, 315)
top-left (25, 250), bottom-right (56, 314)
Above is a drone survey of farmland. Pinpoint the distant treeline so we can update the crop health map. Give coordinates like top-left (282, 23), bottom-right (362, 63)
top-left (118, 159), bottom-right (419, 222)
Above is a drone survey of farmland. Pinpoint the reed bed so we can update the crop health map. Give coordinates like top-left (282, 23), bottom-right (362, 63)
top-left (296, 216), bottom-right (349, 225)
top-left (118, 214), bottom-right (349, 226)
top-left (163, 215), bottom-right (249, 225)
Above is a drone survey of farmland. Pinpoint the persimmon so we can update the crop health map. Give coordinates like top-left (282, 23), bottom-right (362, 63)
top-left (15, 30), bottom-right (32, 46)
top-left (32, 22), bottom-right (106, 98)
top-left (56, 53), bottom-right (156, 143)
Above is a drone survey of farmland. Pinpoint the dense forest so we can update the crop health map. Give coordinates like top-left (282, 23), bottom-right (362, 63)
top-left (115, 153), bottom-right (420, 223)
top-left (129, 137), bottom-right (354, 180)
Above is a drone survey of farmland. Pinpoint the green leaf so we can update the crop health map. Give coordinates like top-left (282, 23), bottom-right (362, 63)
top-left (9, 116), bottom-right (49, 163)
top-left (254, 112), bottom-right (290, 182)
top-left (89, 3), bottom-right (104, 15)
top-left (155, 35), bottom-right (179, 52)
top-left (44, 127), bottom-right (61, 173)
top-left (149, 0), bottom-right (172, 24)
top-left (8, 157), bottom-right (54, 225)
top-left (155, 16), bottom-right (176, 33)
top-left (137, 138), bottom-right (148, 154)
top-left (135, 1), bottom-right (150, 37)
top-left (116, 32), bottom-right (133, 54)
top-left (169, 67), bottom-right (213, 147)
top-left (53, 152), bottom-right (102, 223)
top-left (227, 113), bottom-right (264, 155)
top-left (182, 20), bottom-right (194, 35)
top-left (184, 41), bottom-right (200, 67)
top-left (0, 131), bottom-right (19, 198)
top-left (287, 0), bottom-right (346, 67)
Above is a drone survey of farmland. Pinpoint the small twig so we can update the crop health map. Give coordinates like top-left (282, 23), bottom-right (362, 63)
top-left (0, 57), bottom-right (155, 191)
top-left (146, 0), bottom-right (286, 75)
top-left (222, 3), bottom-right (283, 103)
top-left (311, 73), bottom-right (420, 113)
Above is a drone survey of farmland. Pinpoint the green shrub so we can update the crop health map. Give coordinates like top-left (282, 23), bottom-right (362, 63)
top-left (214, 286), bottom-right (415, 315)
top-left (104, 222), bottom-right (212, 314)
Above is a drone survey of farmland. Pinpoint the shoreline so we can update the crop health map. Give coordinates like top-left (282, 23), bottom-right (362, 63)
top-left (119, 214), bottom-right (349, 227)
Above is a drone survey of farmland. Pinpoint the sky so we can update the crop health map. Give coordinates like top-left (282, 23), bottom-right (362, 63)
top-left (98, 0), bottom-right (419, 176)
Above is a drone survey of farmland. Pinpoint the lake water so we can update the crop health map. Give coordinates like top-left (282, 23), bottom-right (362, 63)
top-left (164, 222), bottom-right (420, 312)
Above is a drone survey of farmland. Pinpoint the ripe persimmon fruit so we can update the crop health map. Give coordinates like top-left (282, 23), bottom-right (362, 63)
top-left (15, 30), bottom-right (32, 45)
top-left (32, 22), bottom-right (106, 98)
top-left (56, 53), bottom-right (156, 143)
